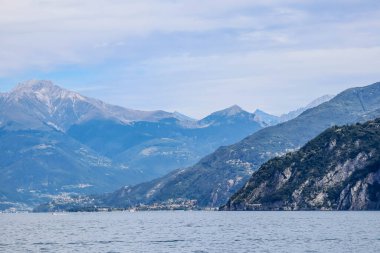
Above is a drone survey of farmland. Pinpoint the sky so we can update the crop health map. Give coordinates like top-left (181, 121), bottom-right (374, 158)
top-left (0, 0), bottom-right (380, 118)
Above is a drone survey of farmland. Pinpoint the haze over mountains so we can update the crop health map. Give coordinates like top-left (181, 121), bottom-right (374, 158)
top-left (0, 80), bottom-right (329, 210)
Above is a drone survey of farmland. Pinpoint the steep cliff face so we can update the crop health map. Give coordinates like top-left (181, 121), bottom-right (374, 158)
top-left (223, 119), bottom-right (380, 211)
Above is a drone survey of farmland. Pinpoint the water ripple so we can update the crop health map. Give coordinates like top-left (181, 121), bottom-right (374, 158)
top-left (0, 212), bottom-right (379, 252)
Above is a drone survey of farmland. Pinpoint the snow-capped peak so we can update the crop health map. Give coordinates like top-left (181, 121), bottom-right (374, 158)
top-left (304, 95), bottom-right (334, 109)
top-left (253, 109), bottom-right (280, 127)
top-left (12, 80), bottom-right (85, 102)
top-left (213, 105), bottom-right (245, 117)
top-left (1, 80), bottom-right (194, 131)
top-left (13, 79), bottom-right (55, 92)
top-left (172, 111), bottom-right (196, 122)
top-left (198, 105), bottom-right (253, 127)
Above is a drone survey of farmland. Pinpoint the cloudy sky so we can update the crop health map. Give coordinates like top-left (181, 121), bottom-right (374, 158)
top-left (0, 0), bottom-right (379, 118)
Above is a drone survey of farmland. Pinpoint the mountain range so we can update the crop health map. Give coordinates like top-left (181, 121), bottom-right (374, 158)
top-left (3, 79), bottom-right (370, 211)
top-left (1, 79), bottom-right (328, 210)
top-left (222, 118), bottom-right (380, 210)
top-left (87, 82), bottom-right (380, 209)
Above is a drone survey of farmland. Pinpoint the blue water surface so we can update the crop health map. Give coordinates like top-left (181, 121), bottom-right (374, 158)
top-left (0, 211), bottom-right (379, 252)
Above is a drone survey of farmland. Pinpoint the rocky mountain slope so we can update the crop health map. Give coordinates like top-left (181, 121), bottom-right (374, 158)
top-left (222, 118), bottom-right (380, 211)
top-left (96, 82), bottom-right (380, 208)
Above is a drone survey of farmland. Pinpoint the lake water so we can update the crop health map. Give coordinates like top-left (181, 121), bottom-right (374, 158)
top-left (0, 211), bottom-right (379, 252)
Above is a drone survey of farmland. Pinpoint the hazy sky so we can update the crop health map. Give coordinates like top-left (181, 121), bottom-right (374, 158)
top-left (0, 0), bottom-right (380, 118)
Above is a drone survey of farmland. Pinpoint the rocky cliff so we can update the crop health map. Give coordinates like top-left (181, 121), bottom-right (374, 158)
top-left (222, 118), bottom-right (380, 210)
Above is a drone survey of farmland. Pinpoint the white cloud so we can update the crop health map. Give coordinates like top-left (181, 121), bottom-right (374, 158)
top-left (0, 0), bottom-right (308, 75)
top-left (0, 0), bottom-right (379, 117)
top-left (111, 46), bottom-right (380, 117)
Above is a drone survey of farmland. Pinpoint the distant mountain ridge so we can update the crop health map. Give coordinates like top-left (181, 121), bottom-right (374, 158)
top-left (0, 80), bottom-right (189, 131)
top-left (199, 105), bottom-right (255, 126)
top-left (253, 109), bottom-right (280, 127)
top-left (222, 118), bottom-right (380, 211)
top-left (0, 80), bottom-right (330, 131)
top-left (278, 94), bottom-right (333, 123)
top-left (253, 95), bottom-right (334, 126)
